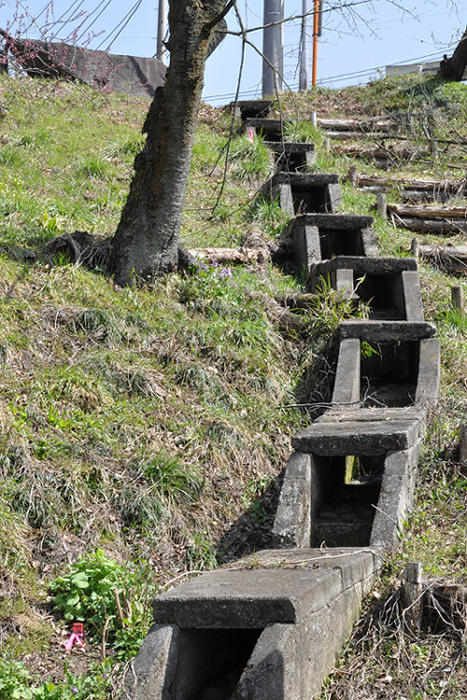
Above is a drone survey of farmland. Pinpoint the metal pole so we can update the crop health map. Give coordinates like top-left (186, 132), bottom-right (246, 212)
top-left (312, 0), bottom-right (319, 86)
top-left (262, 0), bottom-right (284, 96)
top-left (157, 0), bottom-right (168, 64)
top-left (299, 0), bottom-right (309, 91)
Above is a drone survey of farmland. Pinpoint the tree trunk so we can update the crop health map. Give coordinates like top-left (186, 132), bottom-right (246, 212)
top-left (440, 27), bottom-right (467, 81)
top-left (109, 0), bottom-right (229, 286)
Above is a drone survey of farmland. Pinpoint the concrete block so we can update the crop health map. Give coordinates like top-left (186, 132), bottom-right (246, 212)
top-left (242, 118), bottom-right (284, 141)
top-left (292, 213), bottom-right (374, 231)
top-left (272, 452), bottom-right (312, 548)
top-left (361, 228), bottom-right (380, 257)
top-left (332, 339), bottom-right (361, 405)
top-left (290, 225), bottom-right (321, 273)
top-left (258, 179), bottom-right (294, 216)
top-left (311, 256), bottom-right (418, 277)
top-left (370, 440), bottom-right (421, 550)
top-left (235, 100), bottom-right (273, 121)
top-left (141, 549), bottom-right (381, 700)
top-left (335, 269), bottom-right (357, 299)
top-left (402, 270), bottom-right (425, 322)
top-left (415, 338), bottom-right (441, 409)
top-left (288, 217), bottom-right (376, 263)
top-left (269, 142), bottom-right (316, 172)
top-left (232, 623), bottom-right (298, 700)
top-left (340, 320), bottom-right (436, 342)
top-left (325, 183), bottom-right (343, 212)
top-left (292, 419), bottom-right (420, 455)
top-left (317, 406), bottom-right (426, 425)
top-left (123, 623), bottom-right (176, 699)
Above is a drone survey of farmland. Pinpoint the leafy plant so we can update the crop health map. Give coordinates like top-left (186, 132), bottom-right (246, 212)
top-left (0, 657), bottom-right (33, 700)
top-left (33, 660), bottom-right (113, 700)
top-left (50, 549), bottom-right (129, 639)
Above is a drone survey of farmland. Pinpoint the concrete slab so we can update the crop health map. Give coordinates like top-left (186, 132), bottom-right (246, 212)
top-left (259, 174), bottom-right (341, 217)
top-left (415, 338), bottom-right (441, 408)
top-left (332, 339), bottom-right (361, 405)
top-left (311, 256), bottom-right (418, 276)
top-left (291, 213), bottom-right (374, 230)
top-left (128, 549), bottom-right (382, 700)
top-left (243, 118), bottom-right (285, 141)
top-left (267, 173), bottom-right (340, 188)
top-left (317, 406), bottom-right (426, 424)
top-left (292, 419), bottom-right (420, 455)
top-left (402, 270), bottom-right (425, 322)
top-left (336, 269), bottom-right (358, 299)
top-left (272, 452), bottom-right (312, 548)
top-left (340, 320), bottom-right (436, 342)
top-left (153, 548), bottom-right (382, 628)
top-left (269, 142), bottom-right (317, 172)
top-left (234, 100), bottom-right (273, 121)
top-left (289, 215), bottom-right (377, 262)
top-left (290, 224), bottom-right (321, 272)
top-left (370, 440), bottom-right (421, 550)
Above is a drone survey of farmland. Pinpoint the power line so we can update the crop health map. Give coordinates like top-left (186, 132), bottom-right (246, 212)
top-left (95, 0), bottom-right (144, 52)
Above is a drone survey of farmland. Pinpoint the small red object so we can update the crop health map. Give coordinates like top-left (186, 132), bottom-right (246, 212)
top-left (73, 623), bottom-right (84, 634)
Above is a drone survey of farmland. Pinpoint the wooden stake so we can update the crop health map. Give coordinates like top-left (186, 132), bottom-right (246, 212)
top-left (410, 238), bottom-right (420, 260)
top-left (402, 562), bottom-right (423, 634)
top-left (376, 193), bottom-right (387, 219)
top-left (451, 286), bottom-right (464, 314)
top-left (459, 424), bottom-right (467, 465)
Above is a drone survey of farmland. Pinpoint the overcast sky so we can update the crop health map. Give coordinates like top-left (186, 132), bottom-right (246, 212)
top-left (0, 0), bottom-right (464, 105)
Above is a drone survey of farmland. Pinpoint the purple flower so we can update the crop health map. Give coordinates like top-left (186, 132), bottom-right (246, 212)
top-left (72, 686), bottom-right (78, 694)
top-left (219, 267), bottom-right (232, 279)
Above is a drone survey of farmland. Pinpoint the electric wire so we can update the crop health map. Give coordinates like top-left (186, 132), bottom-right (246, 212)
top-left (73, 0), bottom-right (112, 44)
top-left (47, 0), bottom-right (84, 38)
top-left (94, 0), bottom-right (144, 51)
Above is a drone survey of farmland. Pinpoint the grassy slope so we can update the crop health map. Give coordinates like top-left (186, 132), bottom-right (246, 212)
top-left (0, 72), bottom-right (466, 697)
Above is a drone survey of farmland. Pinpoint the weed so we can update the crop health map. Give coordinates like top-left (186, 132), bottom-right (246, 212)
top-left (248, 195), bottom-right (290, 238)
top-left (229, 133), bottom-right (274, 182)
top-left (0, 657), bottom-right (33, 699)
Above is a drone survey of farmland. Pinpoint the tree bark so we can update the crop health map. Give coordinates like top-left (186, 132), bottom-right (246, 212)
top-left (440, 27), bottom-right (467, 81)
top-left (108, 0), bottom-right (230, 286)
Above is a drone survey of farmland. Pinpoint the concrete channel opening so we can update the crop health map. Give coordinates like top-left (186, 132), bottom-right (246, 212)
top-left (356, 272), bottom-right (406, 319)
top-left (292, 184), bottom-right (330, 214)
top-left (311, 454), bottom-right (384, 547)
top-left (275, 149), bottom-right (309, 173)
top-left (318, 228), bottom-right (366, 258)
top-left (169, 627), bottom-right (263, 700)
top-left (361, 341), bottom-right (419, 407)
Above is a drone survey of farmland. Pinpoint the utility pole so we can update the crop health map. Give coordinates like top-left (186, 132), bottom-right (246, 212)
top-left (262, 0), bottom-right (284, 96)
top-left (312, 0), bottom-right (320, 86)
top-left (299, 0), bottom-right (309, 91)
top-left (157, 0), bottom-right (168, 64)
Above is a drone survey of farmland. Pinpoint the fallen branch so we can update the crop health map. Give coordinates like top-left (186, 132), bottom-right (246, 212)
top-left (388, 203), bottom-right (467, 219)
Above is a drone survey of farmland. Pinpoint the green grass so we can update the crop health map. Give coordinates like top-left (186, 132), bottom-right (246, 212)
top-left (1, 70), bottom-right (467, 698)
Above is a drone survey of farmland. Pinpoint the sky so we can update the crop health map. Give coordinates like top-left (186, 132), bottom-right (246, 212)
top-left (0, 0), bottom-right (465, 106)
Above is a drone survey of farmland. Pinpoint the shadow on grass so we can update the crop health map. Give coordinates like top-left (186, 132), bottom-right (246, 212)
top-left (215, 470), bottom-right (285, 564)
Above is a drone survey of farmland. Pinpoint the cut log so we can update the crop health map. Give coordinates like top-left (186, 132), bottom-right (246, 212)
top-left (354, 173), bottom-right (467, 194)
top-left (417, 245), bottom-right (467, 272)
top-left (388, 203), bottom-right (467, 219)
top-left (323, 130), bottom-right (395, 141)
top-left (188, 246), bottom-right (268, 265)
top-left (392, 216), bottom-right (467, 235)
top-left (317, 117), bottom-right (394, 131)
top-left (333, 144), bottom-right (425, 161)
top-left (419, 244), bottom-right (467, 263)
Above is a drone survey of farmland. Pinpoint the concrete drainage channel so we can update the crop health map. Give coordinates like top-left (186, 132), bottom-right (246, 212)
top-left (123, 103), bottom-right (441, 700)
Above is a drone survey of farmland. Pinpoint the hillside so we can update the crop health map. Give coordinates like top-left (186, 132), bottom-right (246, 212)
top-left (0, 72), bottom-right (467, 697)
